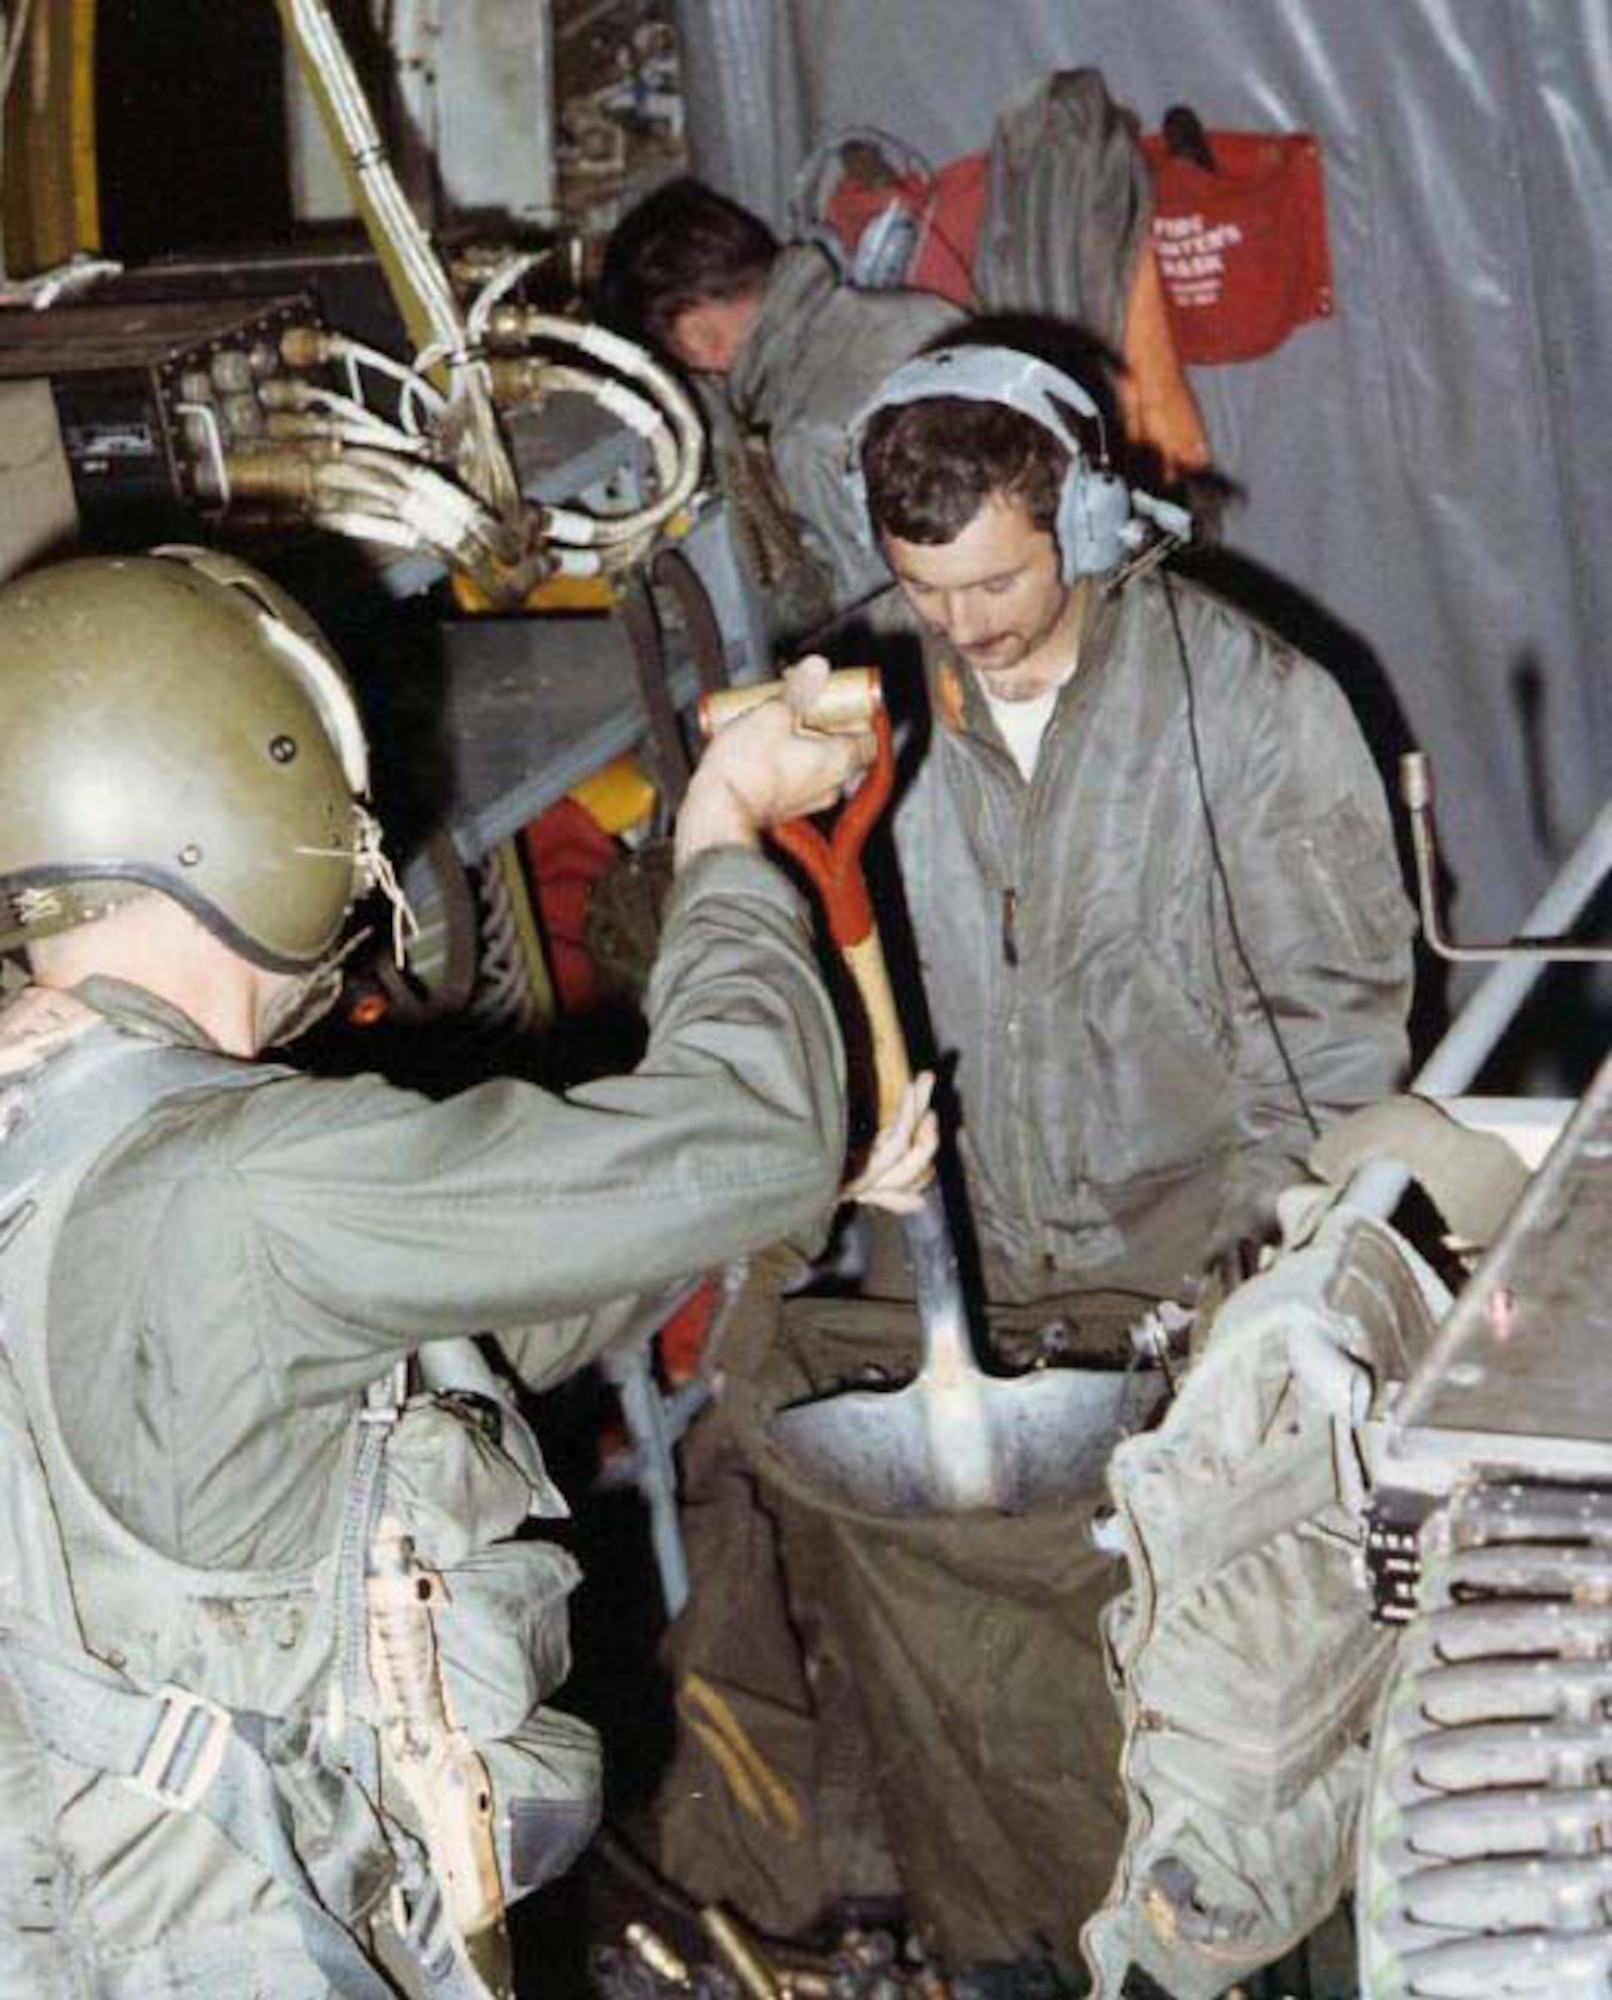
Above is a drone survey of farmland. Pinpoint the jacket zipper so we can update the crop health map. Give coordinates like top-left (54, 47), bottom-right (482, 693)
top-left (1002, 706), bottom-right (1058, 968)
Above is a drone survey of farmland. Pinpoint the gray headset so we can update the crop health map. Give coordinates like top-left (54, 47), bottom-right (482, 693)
top-left (790, 126), bottom-right (932, 290)
top-left (847, 344), bottom-right (1189, 582)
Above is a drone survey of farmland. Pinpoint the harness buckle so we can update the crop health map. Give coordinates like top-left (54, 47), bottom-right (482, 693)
top-left (128, 1683), bottom-right (233, 1812)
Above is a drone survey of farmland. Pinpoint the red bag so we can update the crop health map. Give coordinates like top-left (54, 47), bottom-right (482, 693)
top-left (1140, 130), bottom-right (1333, 364)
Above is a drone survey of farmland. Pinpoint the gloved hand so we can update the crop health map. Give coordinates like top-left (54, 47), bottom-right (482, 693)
top-left (841, 1070), bottom-right (937, 1214)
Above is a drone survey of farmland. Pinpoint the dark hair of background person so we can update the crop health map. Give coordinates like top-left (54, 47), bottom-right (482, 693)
top-left (860, 395), bottom-right (1068, 548)
top-left (594, 177), bottom-right (780, 350)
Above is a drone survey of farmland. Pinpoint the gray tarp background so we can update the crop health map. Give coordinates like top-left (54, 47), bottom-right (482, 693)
top-left (675, 0), bottom-right (1612, 1054)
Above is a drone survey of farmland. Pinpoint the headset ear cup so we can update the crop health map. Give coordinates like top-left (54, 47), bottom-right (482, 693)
top-left (851, 201), bottom-right (920, 288)
top-left (1059, 468), bottom-right (1135, 580)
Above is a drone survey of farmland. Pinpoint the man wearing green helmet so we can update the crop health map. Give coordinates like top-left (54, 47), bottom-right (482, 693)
top-left (0, 547), bottom-right (931, 1998)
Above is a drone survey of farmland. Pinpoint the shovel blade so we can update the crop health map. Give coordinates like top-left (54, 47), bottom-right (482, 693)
top-left (983, 1368), bottom-right (1165, 1513)
top-left (768, 1385), bottom-right (954, 1516)
top-left (765, 1366), bottom-right (1164, 1519)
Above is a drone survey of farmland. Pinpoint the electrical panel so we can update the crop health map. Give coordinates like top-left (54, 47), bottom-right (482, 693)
top-left (0, 294), bottom-right (324, 547)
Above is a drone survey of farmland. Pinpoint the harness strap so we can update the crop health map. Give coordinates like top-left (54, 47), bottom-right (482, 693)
top-left (0, 1616), bottom-right (397, 2000)
top-left (2, 1029), bottom-right (506, 2000)
top-left (336, 1388), bottom-right (396, 1797)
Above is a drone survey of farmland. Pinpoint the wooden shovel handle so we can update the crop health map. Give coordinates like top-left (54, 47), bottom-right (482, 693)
top-left (765, 708), bottom-right (908, 1129)
top-left (839, 929), bottom-right (914, 1129)
top-left (698, 666), bottom-right (881, 738)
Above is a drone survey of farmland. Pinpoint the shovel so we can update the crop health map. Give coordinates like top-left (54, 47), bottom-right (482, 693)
top-left (700, 671), bottom-right (1161, 1517)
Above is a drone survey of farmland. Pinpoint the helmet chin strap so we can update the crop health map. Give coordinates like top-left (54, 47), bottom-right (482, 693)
top-left (352, 806), bottom-right (419, 966)
top-left (273, 805), bottom-right (419, 1048)
top-left (295, 804), bottom-right (420, 969)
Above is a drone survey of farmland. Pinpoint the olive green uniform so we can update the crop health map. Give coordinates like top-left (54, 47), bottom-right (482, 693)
top-left (19, 842), bottom-right (847, 1989)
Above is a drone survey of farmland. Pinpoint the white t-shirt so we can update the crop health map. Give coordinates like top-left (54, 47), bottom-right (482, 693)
top-left (980, 662), bottom-right (1078, 780)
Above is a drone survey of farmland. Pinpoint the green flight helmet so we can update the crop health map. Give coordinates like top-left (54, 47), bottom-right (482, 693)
top-left (0, 546), bottom-right (374, 969)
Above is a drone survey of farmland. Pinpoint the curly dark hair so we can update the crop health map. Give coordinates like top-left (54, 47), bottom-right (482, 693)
top-left (595, 178), bottom-right (780, 352)
top-left (859, 396), bottom-right (1068, 546)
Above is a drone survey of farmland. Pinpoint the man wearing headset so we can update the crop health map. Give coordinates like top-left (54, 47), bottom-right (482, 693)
top-left (0, 549), bottom-right (932, 1997)
top-left (853, 341), bottom-right (1416, 1305)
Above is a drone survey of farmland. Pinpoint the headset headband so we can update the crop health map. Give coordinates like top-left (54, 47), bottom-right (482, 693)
top-left (848, 343), bottom-right (1191, 581)
top-left (848, 344), bottom-right (1104, 470)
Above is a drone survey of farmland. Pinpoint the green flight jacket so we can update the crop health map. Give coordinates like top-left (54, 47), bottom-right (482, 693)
top-left (890, 572), bottom-right (1417, 1303)
top-left (43, 846), bottom-right (847, 1575)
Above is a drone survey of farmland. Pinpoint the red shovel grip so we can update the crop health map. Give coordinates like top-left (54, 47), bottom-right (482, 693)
top-left (767, 708), bottom-right (894, 948)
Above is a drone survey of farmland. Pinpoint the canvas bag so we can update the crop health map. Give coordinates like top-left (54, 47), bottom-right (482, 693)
top-left (1082, 1206), bottom-right (1448, 1999)
top-left (670, 1250), bottom-right (1159, 1968)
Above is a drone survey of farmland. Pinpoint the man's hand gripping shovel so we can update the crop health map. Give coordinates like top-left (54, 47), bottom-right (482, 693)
top-left (700, 667), bottom-right (1003, 1514)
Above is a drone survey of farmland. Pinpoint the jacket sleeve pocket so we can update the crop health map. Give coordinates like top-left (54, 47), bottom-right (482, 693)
top-left (1292, 798), bottom-right (1416, 965)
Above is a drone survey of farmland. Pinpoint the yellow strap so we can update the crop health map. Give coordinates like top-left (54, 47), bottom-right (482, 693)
top-left (68, 0), bottom-right (98, 249)
top-left (677, 1672), bottom-right (805, 1845)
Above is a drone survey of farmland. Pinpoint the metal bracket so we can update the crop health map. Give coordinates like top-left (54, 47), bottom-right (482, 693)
top-left (1403, 750), bottom-right (1612, 962)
